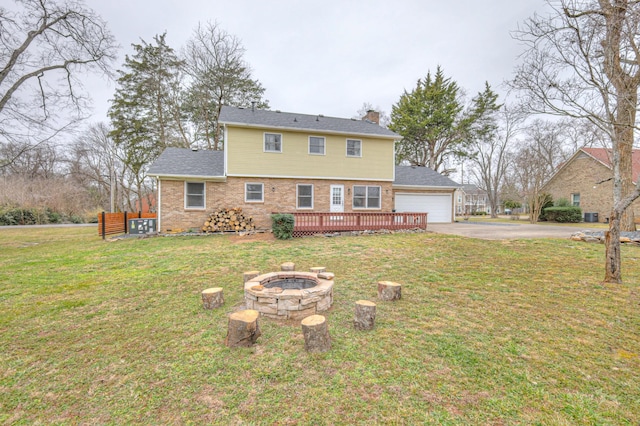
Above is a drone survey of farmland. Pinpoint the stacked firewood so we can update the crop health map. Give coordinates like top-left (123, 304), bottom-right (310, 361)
top-left (202, 207), bottom-right (255, 233)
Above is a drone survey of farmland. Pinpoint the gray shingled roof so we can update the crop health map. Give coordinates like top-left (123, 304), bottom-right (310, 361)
top-left (219, 105), bottom-right (400, 138)
top-left (147, 148), bottom-right (224, 177)
top-left (394, 165), bottom-right (460, 188)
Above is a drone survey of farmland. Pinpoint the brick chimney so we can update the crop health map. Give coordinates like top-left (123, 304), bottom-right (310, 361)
top-left (362, 110), bottom-right (380, 125)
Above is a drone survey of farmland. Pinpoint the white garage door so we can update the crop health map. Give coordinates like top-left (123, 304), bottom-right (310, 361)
top-left (395, 193), bottom-right (452, 223)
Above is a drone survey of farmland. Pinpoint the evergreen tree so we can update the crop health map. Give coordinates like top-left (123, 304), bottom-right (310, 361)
top-left (389, 67), bottom-right (474, 172)
top-left (108, 33), bottom-right (186, 203)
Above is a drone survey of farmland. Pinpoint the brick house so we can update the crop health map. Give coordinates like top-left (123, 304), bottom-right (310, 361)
top-left (541, 147), bottom-right (640, 222)
top-left (148, 106), bottom-right (459, 232)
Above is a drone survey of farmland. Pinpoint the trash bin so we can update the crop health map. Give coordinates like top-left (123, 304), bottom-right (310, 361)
top-left (584, 212), bottom-right (598, 223)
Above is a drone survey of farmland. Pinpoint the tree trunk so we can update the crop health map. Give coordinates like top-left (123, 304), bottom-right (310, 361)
top-left (301, 315), bottom-right (331, 353)
top-left (354, 300), bottom-right (376, 330)
top-left (225, 309), bottom-right (261, 348)
top-left (604, 210), bottom-right (622, 284)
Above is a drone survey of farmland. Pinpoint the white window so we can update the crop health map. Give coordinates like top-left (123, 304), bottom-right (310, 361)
top-left (185, 182), bottom-right (205, 209)
top-left (353, 185), bottom-right (381, 209)
top-left (245, 183), bottom-right (264, 202)
top-left (309, 136), bottom-right (325, 155)
top-left (346, 139), bottom-right (362, 157)
top-left (264, 133), bottom-right (282, 152)
top-left (297, 184), bottom-right (314, 209)
top-left (572, 193), bottom-right (580, 207)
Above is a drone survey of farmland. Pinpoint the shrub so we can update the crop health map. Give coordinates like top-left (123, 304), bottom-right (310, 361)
top-left (271, 214), bottom-right (295, 239)
top-left (0, 207), bottom-right (38, 225)
top-left (543, 206), bottom-right (582, 223)
top-left (554, 198), bottom-right (571, 207)
top-left (47, 209), bottom-right (62, 224)
top-left (537, 195), bottom-right (555, 221)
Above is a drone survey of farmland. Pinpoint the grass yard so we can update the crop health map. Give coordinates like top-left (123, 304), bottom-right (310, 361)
top-left (1, 227), bottom-right (639, 425)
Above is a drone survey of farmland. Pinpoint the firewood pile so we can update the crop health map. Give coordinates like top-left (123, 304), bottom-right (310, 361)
top-left (202, 207), bottom-right (255, 233)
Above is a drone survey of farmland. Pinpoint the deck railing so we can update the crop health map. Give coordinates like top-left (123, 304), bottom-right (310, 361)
top-left (285, 212), bottom-right (428, 236)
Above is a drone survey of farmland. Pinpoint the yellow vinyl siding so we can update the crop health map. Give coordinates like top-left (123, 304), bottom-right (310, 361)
top-left (226, 127), bottom-right (394, 180)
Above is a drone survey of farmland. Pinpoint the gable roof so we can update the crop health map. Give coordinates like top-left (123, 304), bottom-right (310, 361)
top-left (147, 148), bottom-right (224, 179)
top-left (219, 106), bottom-right (400, 139)
top-left (393, 165), bottom-right (460, 189)
top-left (580, 147), bottom-right (640, 183)
top-left (459, 184), bottom-right (487, 195)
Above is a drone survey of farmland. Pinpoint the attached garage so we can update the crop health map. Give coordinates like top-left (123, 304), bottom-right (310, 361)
top-left (393, 165), bottom-right (460, 224)
top-left (395, 193), bottom-right (452, 223)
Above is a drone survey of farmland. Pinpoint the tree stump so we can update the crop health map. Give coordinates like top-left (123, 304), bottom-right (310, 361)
top-left (243, 270), bottom-right (260, 283)
top-left (281, 262), bottom-right (295, 271)
top-left (354, 300), bottom-right (376, 330)
top-left (201, 287), bottom-right (224, 309)
top-left (310, 266), bottom-right (326, 274)
top-left (225, 309), bottom-right (261, 348)
top-left (377, 281), bottom-right (401, 301)
top-left (301, 315), bottom-right (331, 353)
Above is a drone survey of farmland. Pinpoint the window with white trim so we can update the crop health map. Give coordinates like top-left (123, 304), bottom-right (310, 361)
top-left (264, 133), bottom-right (282, 152)
top-left (353, 185), bottom-right (381, 209)
top-left (572, 193), bottom-right (580, 207)
top-left (185, 182), bottom-right (205, 209)
top-left (245, 183), bottom-right (264, 202)
top-left (346, 139), bottom-right (361, 157)
top-left (297, 184), bottom-right (314, 209)
top-left (309, 136), bottom-right (325, 155)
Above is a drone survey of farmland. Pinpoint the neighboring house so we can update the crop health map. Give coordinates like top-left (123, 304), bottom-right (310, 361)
top-left (455, 184), bottom-right (489, 215)
top-left (541, 147), bottom-right (640, 222)
top-left (148, 106), bottom-right (459, 232)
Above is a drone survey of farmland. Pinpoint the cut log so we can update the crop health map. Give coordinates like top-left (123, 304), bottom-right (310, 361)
top-left (377, 281), bottom-right (401, 301)
top-left (301, 314), bottom-right (331, 353)
top-left (201, 207), bottom-right (256, 233)
top-left (225, 309), bottom-right (261, 348)
top-left (354, 300), bottom-right (376, 330)
top-left (201, 287), bottom-right (224, 309)
top-left (281, 262), bottom-right (295, 271)
top-left (243, 270), bottom-right (260, 283)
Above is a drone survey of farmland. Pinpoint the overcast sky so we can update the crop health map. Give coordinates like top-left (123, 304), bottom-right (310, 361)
top-left (86, 0), bottom-right (547, 122)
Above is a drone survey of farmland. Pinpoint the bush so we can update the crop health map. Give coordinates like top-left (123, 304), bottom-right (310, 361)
top-left (537, 195), bottom-right (555, 221)
top-left (471, 211), bottom-right (487, 216)
top-left (543, 206), bottom-right (582, 223)
top-left (271, 214), bottom-right (295, 239)
top-left (47, 209), bottom-right (62, 224)
top-left (554, 198), bottom-right (571, 207)
top-left (0, 207), bottom-right (38, 225)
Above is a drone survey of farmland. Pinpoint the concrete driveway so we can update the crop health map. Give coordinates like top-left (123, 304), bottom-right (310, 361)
top-left (427, 221), bottom-right (599, 240)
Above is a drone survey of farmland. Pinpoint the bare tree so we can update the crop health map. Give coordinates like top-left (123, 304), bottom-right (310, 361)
top-left (0, 0), bottom-right (118, 169)
top-left (67, 122), bottom-right (128, 212)
top-left (469, 105), bottom-right (524, 218)
top-left (182, 21), bottom-right (268, 150)
top-left (511, 0), bottom-right (640, 283)
top-left (507, 120), bottom-right (573, 223)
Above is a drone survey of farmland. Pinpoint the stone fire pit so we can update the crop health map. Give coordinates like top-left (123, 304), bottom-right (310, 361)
top-left (244, 271), bottom-right (334, 320)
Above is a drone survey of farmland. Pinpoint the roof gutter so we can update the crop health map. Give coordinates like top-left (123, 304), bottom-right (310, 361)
top-left (392, 184), bottom-right (461, 190)
top-left (149, 174), bottom-right (226, 181)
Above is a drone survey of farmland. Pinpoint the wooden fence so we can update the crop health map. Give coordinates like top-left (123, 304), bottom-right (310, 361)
top-left (98, 211), bottom-right (157, 238)
top-left (288, 212), bottom-right (428, 236)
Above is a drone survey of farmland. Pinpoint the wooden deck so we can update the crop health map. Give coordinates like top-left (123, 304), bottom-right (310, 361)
top-left (286, 212), bottom-right (428, 236)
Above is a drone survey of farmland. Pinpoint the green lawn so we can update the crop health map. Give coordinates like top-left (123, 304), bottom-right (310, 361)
top-left (1, 227), bottom-right (639, 424)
